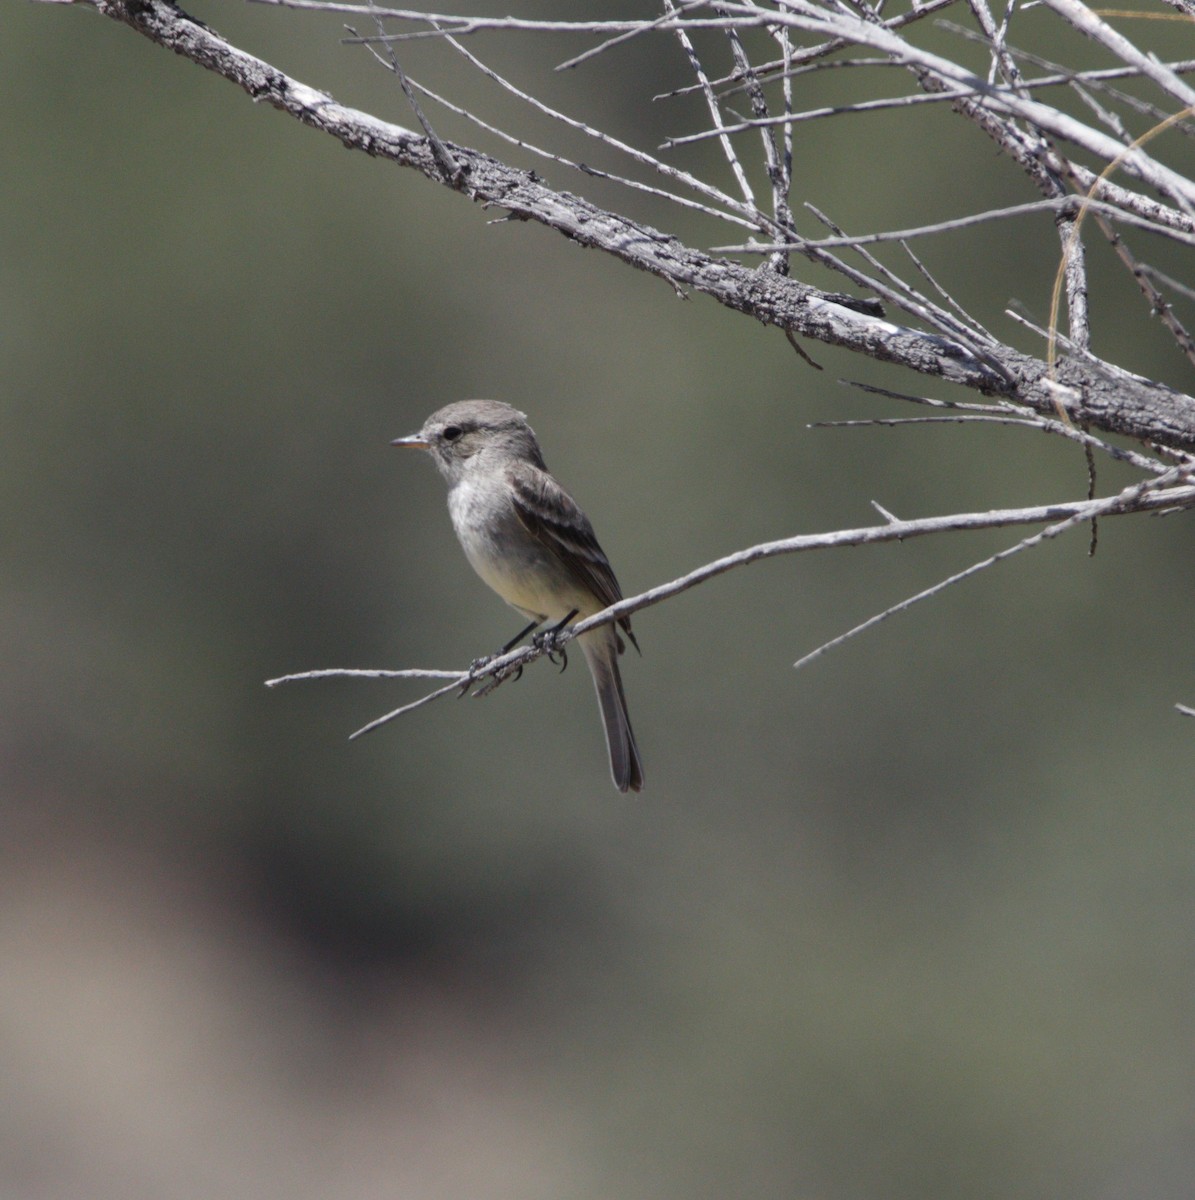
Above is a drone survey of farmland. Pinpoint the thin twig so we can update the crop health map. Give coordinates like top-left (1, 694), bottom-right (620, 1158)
top-left (812, 413), bottom-right (1044, 427)
top-left (900, 237), bottom-right (995, 346)
top-left (270, 3), bottom-right (738, 39)
top-left (1087, 209), bottom-right (1195, 370)
top-left (793, 466), bottom-right (1193, 671)
top-left (1138, 263), bottom-right (1195, 304)
top-left (1042, 0), bottom-right (1195, 114)
top-left (804, 203), bottom-right (1002, 367)
top-left (266, 667), bottom-right (461, 685)
top-left (355, 7), bottom-right (460, 181)
top-left (665, 2), bottom-right (1195, 209)
top-left (407, 46), bottom-right (757, 228)
top-left (677, 0), bottom-right (962, 97)
top-left (728, 13), bottom-right (792, 269)
top-left (840, 379), bottom-right (1014, 411)
top-left (554, 0), bottom-right (714, 73)
top-left (663, 85), bottom-right (986, 146)
top-left (835, 378), bottom-right (1178, 475)
top-left (664, 0), bottom-right (760, 213)
top-left (714, 196), bottom-right (1195, 250)
top-left (272, 478), bottom-right (1195, 735)
top-left (350, 677), bottom-right (476, 737)
top-left (67, 0), bottom-right (1195, 450)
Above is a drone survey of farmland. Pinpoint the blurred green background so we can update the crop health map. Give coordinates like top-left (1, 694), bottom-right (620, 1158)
top-left (4, 3), bottom-right (1194, 1197)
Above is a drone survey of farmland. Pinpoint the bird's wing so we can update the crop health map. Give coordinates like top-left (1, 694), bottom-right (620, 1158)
top-left (506, 461), bottom-right (638, 650)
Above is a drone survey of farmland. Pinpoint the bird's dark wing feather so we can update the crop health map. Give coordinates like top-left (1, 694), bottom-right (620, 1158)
top-left (506, 461), bottom-right (639, 651)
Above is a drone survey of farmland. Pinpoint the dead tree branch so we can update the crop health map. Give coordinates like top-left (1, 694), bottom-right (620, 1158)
top-left (46, 0), bottom-right (1195, 729)
top-left (68, 0), bottom-right (1195, 451)
top-left (266, 476), bottom-right (1195, 735)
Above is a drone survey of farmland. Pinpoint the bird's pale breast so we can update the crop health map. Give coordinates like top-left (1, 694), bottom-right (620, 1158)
top-left (447, 476), bottom-right (595, 623)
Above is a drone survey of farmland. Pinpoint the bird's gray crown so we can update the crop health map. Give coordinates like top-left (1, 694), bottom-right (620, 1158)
top-left (413, 399), bottom-right (547, 478)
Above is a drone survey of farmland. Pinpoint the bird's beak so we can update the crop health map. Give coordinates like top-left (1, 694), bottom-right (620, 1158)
top-left (391, 434), bottom-right (430, 450)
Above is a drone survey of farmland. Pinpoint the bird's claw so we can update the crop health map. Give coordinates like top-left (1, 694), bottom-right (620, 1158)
top-left (460, 621), bottom-right (564, 699)
top-left (532, 629), bottom-right (569, 673)
top-left (470, 662), bottom-right (522, 698)
top-left (458, 654), bottom-right (494, 697)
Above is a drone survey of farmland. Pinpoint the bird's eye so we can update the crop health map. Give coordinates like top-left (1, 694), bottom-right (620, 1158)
top-left (442, 425), bottom-right (463, 442)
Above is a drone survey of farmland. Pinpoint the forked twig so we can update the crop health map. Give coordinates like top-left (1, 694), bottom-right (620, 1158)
top-left (663, 0), bottom-right (760, 214)
top-left (269, 478), bottom-right (1195, 736)
top-left (355, 4), bottom-right (460, 181)
top-left (793, 466), bottom-right (1195, 671)
top-left (57, 0), bottom-right (1195, 457)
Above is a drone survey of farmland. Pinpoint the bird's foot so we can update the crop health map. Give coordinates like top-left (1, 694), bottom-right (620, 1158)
top-left (470, 661), bottom-right (523, 698)
top-left (533, 628), bottom-right (569, 673)
top-left (458, 654), bottom-right (493, 697)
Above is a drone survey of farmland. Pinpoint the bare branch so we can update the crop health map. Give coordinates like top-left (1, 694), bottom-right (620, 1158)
top-left (713, 197), bottom-right (1195, 249)
top-left (63, 0), bottom-right (1195, 453)
top-left (963, 0), bottom-right (1091, 349)
top-left (793, 464), bottom-right (1194, 671)
top-left (350, 676), bottom-right (477, 737)
top-left (583, 480), bottom-right (1195, 645)
top-left (1041, 0), bottom-right (1195, 113)
top-left (354, 7), bottom-right (460, 181)
top-left (414, 32), bottom-right (757, 227)
top-left (266, 667), bottom-right (461, 685)
top-left (660, 3), bottom-right (1195, 210)
top-left (826, 386), bottom-right (1180, 474)
top-left (252, 1), bottom-right (727, 38)
top-left (553, 0), bottom-right (715, 73)
top-left (663, 0), bottom-right (760, 213)
top-left (1138, 262), bottom-right (1195, 304)
top-left (722, 0), bottom-right (796, 271)
top-left (272, 477), bottom-right (1195, 733)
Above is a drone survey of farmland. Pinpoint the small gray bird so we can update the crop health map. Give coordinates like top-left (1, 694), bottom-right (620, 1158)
top-left (392, 400), bottom-right (644, 793)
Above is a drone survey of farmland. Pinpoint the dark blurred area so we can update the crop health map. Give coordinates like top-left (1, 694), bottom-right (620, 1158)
top-left (4, 3), bottom-right (1195, 1197)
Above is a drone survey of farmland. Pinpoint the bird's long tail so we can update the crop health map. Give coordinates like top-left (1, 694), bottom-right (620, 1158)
top-left (581, 632), bottom-right (644, 794)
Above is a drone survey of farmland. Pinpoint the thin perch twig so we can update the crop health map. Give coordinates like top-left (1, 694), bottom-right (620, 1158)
top-left (268, 481), bottom-right (1195, 736)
